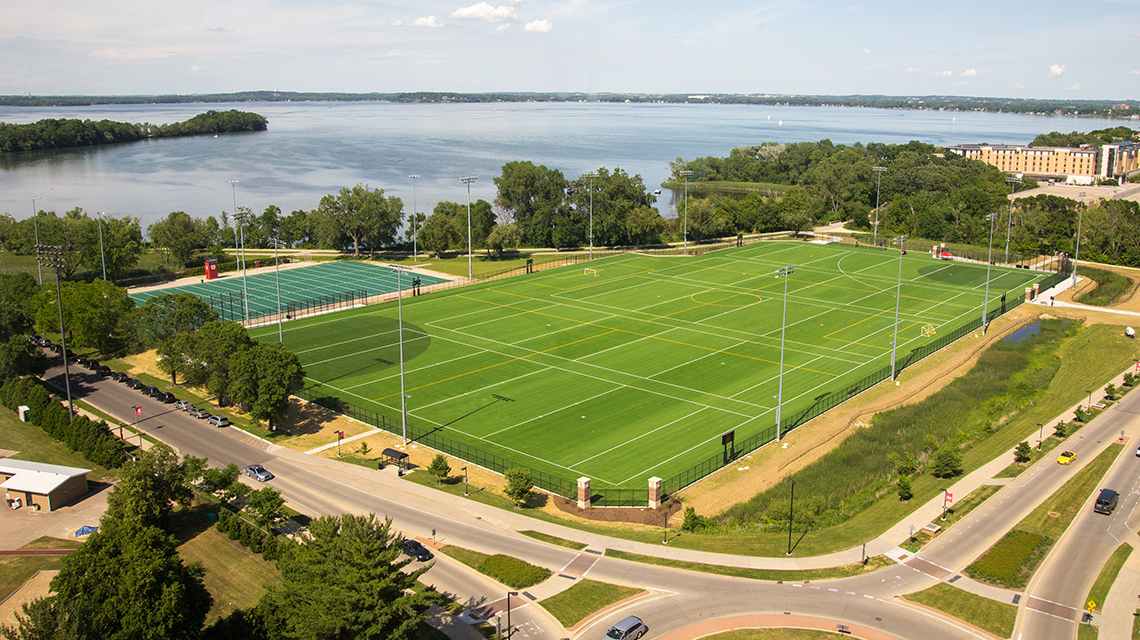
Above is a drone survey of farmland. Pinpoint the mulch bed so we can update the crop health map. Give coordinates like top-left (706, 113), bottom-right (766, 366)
top-left (552, 495), bottom-right (682, 525)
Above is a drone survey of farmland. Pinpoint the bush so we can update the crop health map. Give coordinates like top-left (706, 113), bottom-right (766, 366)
top-left (966, 531), bottom-right (1052, 588)
top-left (428, 454), bottom-right (450, 486)
top-left (1074, 406), bottom-right (1090, 423)
top-left (896, 476), bottom-right (913, 502)
top-left (1014, 442), bottom-right (1032, 463)
top-left (479, 554), bottom-right (550, 589)
top-left (504, 468), bottom-right (533, 505)
top-left (1105, 383), bottom-right (1118, 400)
top-left (1053, 421), bottom-right (1067, 438)
top-left (1124, 372), bottom-right (1136, 388)
top-left (931, 447), bottom-right (964, 478)
top-left (680, 506), bottom-right (710, 532)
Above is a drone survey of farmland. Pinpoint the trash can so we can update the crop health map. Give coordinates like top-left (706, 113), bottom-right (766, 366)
top-left (254, 261), bottom-right (261, 268)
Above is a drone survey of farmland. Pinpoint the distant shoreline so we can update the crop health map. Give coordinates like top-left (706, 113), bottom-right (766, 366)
top-left (1, 91), bottom-right (1137, 119)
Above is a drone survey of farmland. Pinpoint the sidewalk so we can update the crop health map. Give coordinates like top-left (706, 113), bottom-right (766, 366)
top-left (1100, 543), bottom-right (1140, 640)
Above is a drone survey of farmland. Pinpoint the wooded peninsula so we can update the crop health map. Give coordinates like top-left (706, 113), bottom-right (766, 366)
top-left (0, 109), bottom-right (268, 153)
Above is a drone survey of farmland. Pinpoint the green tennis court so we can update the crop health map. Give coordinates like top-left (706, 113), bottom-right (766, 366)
top-left (252, 241), bottom-right (1047, 494)
top-left (130, 261), bottom-right (449, 319)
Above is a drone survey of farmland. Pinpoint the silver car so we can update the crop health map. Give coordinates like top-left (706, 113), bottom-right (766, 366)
top-left (173, 400), bottom-right (193, 411)
top-left (207, 415), bottom-right (231, 428)
top-left (245, 464), bottom-right (274, 482)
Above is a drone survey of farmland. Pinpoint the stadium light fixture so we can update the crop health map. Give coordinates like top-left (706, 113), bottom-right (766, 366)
top-left (583, 171), bottom-right (596, 260)
top-left (775, 265), bottom-right (795, 440)
top-left (409, 174), bottom-right (420, 261)
top-left (388, 263), bottom-right (413, 444)
top-left (229, 180), bottom-right (249, 323)
top-left (30, 196), bottom-right (42, 285)
top-left (96, 211), bottom-right (107, 281)
top-left (1004, 176), bottom-right (1020, 264)
top-left (680, 170), bottom-right (694, 255)
top-left (890, 235), bottom-right (908, 380)
top-left (873, 166), bottom-right (887, 247)
top-left (787, 478), bottom-right (796, 555)
top-left (981, 212), bottom-right (999, 335)
top-left (1072, 192), bottom-right (1085, 290)
top-left (35, 245), bottom-right (74, 417)
top-left (460, 176), bottom-right (477, 282)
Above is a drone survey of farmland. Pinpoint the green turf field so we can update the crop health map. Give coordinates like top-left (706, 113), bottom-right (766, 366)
top-left (129, 261), bottom-right (448, 320)
top-left (253, 241), bottom-right (1047, 493)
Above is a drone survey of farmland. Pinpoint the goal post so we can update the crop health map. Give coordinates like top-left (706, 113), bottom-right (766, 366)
top-left (584, 267), bottom-right (598, 278)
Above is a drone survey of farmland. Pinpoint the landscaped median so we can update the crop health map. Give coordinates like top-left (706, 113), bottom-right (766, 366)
top-left (903, 582), bottom-right (1017, 638)
top-left (965, 443), bottom-right (1122, 589)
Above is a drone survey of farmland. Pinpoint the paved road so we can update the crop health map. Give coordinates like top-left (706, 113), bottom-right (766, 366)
top-left (41, 353), bottom-right (1140, 640)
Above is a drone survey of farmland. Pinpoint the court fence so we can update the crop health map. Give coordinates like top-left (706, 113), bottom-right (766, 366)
top-left (284, 237), bottom-right (1071, 508)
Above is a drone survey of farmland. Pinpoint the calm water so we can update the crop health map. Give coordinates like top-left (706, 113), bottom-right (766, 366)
top-left (0, 101), bottom-right (1122, 229)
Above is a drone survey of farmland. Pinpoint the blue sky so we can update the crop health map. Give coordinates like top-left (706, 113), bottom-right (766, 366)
top-left (2, 0), bottom-right (1138, 99)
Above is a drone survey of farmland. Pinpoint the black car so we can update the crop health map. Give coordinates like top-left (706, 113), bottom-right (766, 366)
top-left (158, 391), bottom-right (177, 404)
top-left (401, 539), bottom-right (433, 562)
top-left (85, 359), bottom-right (100, 370)
top-left (141, 386), bottom-right (161, 398)
top-left (125, 378), bottom-right (144, 389)
top-left (110, 371), bottom-right (129, 382)
top-left (49, 344), bottom-right (62, 354)
top-left (96, 365), bottom-right (112, 377)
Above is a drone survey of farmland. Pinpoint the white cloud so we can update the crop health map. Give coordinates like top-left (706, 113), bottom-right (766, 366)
top-left (204, 27), bottom-right (232, 33)
top-left (1065, 83), bottom-right (1080, 91)
top-left (88, 47), bottom-right (177, 60)
top-left (937, 70), bottom-right (952, 77)
top-left (494, 23), bottom-right (512, 33)
top-left (450, 2), bottom-right (518, 23)
top-left (385, 49), bottom-right (413, 57)
top-left (190, 65), bottom-right (201, 72)
top-left (1010, 81), bottom-right (1027, 89)
top-left (901, 67), bottom-right (920, 73)
top-left (390, 19), bottom-right (404, 26)
top-left (1048, 64), bottom-right (1065, 77)
top-left (411, 15), bottom-right (443, 27)
top-left (1131, 70), bottom-right (1140, 75)
top-left (524, 19), bottom-right (553, 33)
top-left (861, 48), bottom-right (871, 54)
top-left (961, 68), bottom-right (978, 77)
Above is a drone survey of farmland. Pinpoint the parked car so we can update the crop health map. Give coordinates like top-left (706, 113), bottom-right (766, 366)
top-left (85, 359), bottom-right (100, 370)
top-left (206, 415), bottom-right (231, 428)
top-left (141, 386), bottom-right (162, 398)
top-left (96, 365), bottom-right (112, 377)
top-left (401, 539), bottom-right (433, 561)
top-left (1058, 451), bottom-right (1077, 465)
top-left (173, 400), bottom-right (193, 411)
top-left (110, 371), bottom-right (129, 382)
top-left (245, 464), bottom-right (274, 482)
top-left (158, 391), bottom-right (177, 404)
top-left (188, 407), bottom-right (211, 419)
top-left (49, 344), bottom-right (62, 354)
top-left (125, 378), bottom-right (144, 389)
top-left (605, 616), bottom-right (648, 640)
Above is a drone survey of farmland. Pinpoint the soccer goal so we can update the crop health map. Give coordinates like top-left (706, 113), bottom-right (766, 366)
top-left (584, 267), bottom-right (599, 278)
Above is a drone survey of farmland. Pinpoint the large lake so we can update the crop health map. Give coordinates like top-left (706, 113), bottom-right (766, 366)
top-left (0, 101), bottom-right (1124, 228)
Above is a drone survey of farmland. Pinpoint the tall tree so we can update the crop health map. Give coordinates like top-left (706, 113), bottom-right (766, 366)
top-left (229, 341), bottom-right (306, 429)
top-left (193, 320), bottom-right (254, 403)
top-left (493, 161), bottom-right (567, 247)
top-left (259, 513), bottom-right (443, 640)
top-left (316, 184), bottom-right (403, 256)
top-left (104, 443), bottom-right (206, 528)
top-left (134, 292), bottom-right (218, 349)
top-left (147, 211), bottom-right (204, 266)
top-left (34, 279), bottom-right (136, 354)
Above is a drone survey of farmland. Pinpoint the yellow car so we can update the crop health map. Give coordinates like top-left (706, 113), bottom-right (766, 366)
top-left (1058, 451), bottom-right (1077, 465)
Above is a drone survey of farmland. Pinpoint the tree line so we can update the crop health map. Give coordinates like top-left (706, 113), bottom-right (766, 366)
top-left (670, 138), bottom-right (1140, 266)
top-left (2, 91), bottom-right (1135, 118)
top-left (0, 110), bottom-right (268, 153)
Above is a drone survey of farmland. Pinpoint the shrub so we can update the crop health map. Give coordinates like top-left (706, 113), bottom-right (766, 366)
top-left (896, 476), bottom-right (913, 502)
top-left (1124, 372), bottom-right (1136, 388)
top-left (680, 506), bottom-right (710, 532)
top-left (1014, 442), bottom-right (1032, 463)
top-left (479, 554), bottom-right (550, 589)
top-left (931, 447), bottom-right (963, 478)
top-left (428, 454), bottom-right (450, 486)
top-left (966, 530), bottom-right (1052, 589)
top-left (1074, 407), bottom-right (1089, 423)
top-left (1105, 383), bottom-right (1118, 400)
top-left (1053, 421), bottom-right (1067, 438)
top-left (504, 468), bottom-right (532, 505)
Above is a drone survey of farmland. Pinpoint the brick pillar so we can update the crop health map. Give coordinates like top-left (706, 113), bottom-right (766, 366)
top-left (1033, 283), bottom-right (1040, 299)
top-left (1026, 287), bottom-right (1032, 302)
top-left (577, 477), bottom-right (590, 510)
top-left (648, 477), bottom-right (662, 509)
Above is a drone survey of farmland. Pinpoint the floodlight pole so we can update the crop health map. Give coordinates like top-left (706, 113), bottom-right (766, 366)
top-left (1004, 176), bottom-right (1020, 264)
top-left (274, 231), bottom-right (283, 343)
top-left (1037, 422), bottom-right (1044, 450)
top-left (873, 166), bottom-right (887, 247)
top-left (460, 176), bottom-right (477, 282)
top-left (96, 211), bottom-right (107, 281)
top-left (680, 170), bottom-right (694, 255)
top-left (775, 266), bottom-right (795, 441)
top-left (981, 212), bottom-right (998, 335)
top-left (36, 245), bottom-right (73, 417)
top-left (409, 174), bottom-right (420, 261)
top-left (584, 171), bottom-right (596, 260)
top-left (30, 197), bottom-right (42, 285)
top-left (787, 479), bottom-right (796, 556)
top-left (891, 235), bottom-right (908, 379)
top-left (230, 180), bottom-right (249, 323)
top-left (389, 264), bottom-right (412, 444)
top-left (1072, 192), bottom-right (1085, 290)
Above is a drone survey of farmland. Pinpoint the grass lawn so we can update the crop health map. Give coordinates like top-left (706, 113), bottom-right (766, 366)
top-left (0, 537), bottom-right (81, 602)
top-left (256, 241), bottom-right (1044, 499)
top-left (904, 582), bottom-right (1017, 638)
top-left (1075, 266), bottom-right (1134, 307)
top-left (604, 549), bottom-right (892, 581)
top-left (901, 485), bottom-right (1001, 553)
top-left (0, 404), bottom-right (121, 482)
top-left (177, 526), bottom-right (280, 624)
top-left (439, 545), bottom-right (550, 589)
top-left (539, 579), bottom-right (641, 627)
top-left (967, 444), bottom-right (1122, 588)
top-left (1087, 542), bottom-right (1132, 614)
top-left (519, 531), bottom-right (588, 551)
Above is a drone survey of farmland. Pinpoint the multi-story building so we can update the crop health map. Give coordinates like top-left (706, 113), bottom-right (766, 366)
top-left (948, 141), bottom-right (1139, 185)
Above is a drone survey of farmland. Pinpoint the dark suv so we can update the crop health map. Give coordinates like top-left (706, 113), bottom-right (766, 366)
top-left (401, 539), bottom-right (433, 562)
top-left (142, 386), bottom-right (161, 398)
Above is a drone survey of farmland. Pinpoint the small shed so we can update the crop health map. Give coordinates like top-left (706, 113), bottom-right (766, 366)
top-left (381, 448), bottom-right (409, 470)
top-left (0, 459), bottom-right (91, 512)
